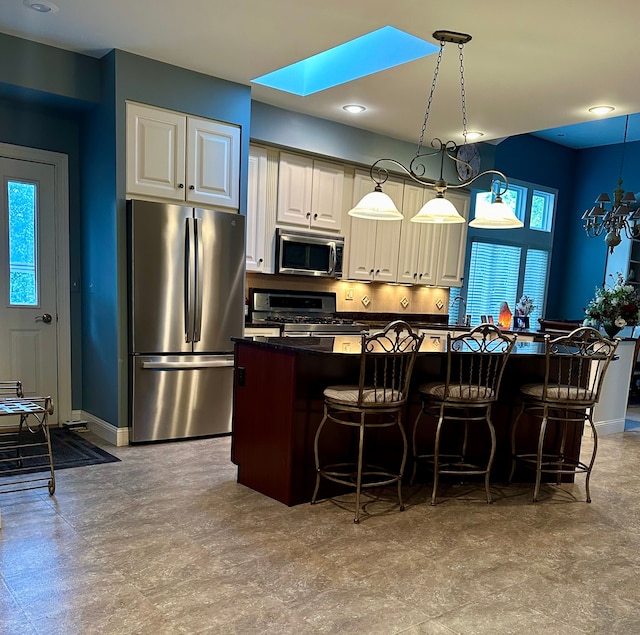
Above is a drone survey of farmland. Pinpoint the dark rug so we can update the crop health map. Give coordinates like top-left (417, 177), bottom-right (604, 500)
top-left (0, 427), bottom-right (121, 475)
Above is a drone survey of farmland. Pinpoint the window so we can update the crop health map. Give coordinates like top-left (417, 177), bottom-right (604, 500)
top-left (7, 180), bottom-right (38, 306)
top-left (456, 177), bottom-right (556, 327)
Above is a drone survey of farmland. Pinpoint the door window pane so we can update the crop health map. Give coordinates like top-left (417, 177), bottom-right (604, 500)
top-left (8, 180), bottom-right (38, 306)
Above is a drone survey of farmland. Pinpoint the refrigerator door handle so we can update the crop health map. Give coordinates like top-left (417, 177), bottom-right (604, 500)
top-left (193, 216), bottom-right (204, 342)
top-left (141, 357), bottom-right (235, 370)
top-left (184, 217), bottom-right (196, 343)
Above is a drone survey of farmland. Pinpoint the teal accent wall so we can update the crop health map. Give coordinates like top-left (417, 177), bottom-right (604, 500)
top-left (493, 135), bottom-right (581, 318)
top-left (80, 50), bottom-right (251, 428)
top-left (0, 32), bottom-right (99, 106)
top-left (0, 97), bottom-right (84, 409)
top-left (251, 101), bottom-right (497, 186)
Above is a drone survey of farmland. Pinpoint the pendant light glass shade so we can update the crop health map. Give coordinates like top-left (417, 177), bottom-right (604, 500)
top-left (469, 198), bottom-right (524, 229)
top-left (348, 187), bottom-right (403, 220)
top-left (410, 194), bottom-right (466, 223)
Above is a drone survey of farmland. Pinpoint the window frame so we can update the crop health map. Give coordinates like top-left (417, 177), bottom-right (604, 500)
top-left (454, 177), bottom-right (557, 326)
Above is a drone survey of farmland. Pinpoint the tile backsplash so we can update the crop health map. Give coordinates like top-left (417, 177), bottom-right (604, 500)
top-left (246, 273), bottom-right (451, 317)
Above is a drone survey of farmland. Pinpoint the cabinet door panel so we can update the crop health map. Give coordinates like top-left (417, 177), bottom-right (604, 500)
top-left (311, 160), bottom-right (344, 231)
top-left (374, 220), bottom-right (402, 282)
top-left (246, 147), bottom-right (268, 272)
top-left (347, 217), bottom-right (377, 279)
top-left (397, 183), bottom-right (425, 283)
top-left (277, 153), bottom-right (313, 226)
top-left (126, 104), bottom-right (186, 200)
top-left (436, 191), bottom-right (470, 287)
top-left (187, 118), bottom-right (240, 208)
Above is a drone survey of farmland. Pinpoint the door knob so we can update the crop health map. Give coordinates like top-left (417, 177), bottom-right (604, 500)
top-left (36, 313), bottom-right (53, 324)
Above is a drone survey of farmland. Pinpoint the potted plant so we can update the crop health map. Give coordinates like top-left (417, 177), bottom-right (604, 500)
top-left (583, 272), bottom-right (640, 338)
top-left (514, 295), bottom-right (536, 329)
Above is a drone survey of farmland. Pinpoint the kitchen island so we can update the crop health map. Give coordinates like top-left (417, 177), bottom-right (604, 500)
top-left (231, 335), bottom-right (634, 506)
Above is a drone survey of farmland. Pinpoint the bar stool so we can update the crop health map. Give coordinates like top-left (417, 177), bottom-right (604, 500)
top-left (509, 327), bottom-right (618, 502)
top-left (412, 324), bottom-right (516, 505)
top-left (311, 321), bottom-right (423, 523)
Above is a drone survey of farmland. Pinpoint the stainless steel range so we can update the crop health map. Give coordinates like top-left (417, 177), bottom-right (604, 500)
top-left (250, 289), bottom-right (364, 336)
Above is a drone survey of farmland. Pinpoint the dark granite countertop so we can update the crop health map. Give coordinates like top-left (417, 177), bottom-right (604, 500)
top-left (232, 335), bottom-right (548, 356)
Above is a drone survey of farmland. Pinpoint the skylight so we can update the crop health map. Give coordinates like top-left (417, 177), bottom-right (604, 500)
top-left (251, 26), bottom-right (439, 96)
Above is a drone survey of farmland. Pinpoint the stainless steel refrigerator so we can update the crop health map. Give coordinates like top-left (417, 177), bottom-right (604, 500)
top-left (127, 199), bottom-right (245, 443)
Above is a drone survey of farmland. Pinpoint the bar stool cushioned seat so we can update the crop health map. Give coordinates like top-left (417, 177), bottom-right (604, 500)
top-left (509, 326), bottom-right (618, 502)
top-left (312, 320), bottom-right (423, 523)
top-left (412, 323), bottom-right (516, 505)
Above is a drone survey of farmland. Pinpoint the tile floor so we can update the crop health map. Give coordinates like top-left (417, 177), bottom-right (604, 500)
top-left (2, 426), bottom-right (640, 635)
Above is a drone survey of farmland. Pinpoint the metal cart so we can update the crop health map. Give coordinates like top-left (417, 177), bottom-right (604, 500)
top-left (0, 381), bottom-right (55, 496)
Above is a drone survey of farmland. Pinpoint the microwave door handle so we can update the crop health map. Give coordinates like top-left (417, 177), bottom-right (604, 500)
top-left (329, 242), bottom-right (336, 275)
top-left (184, 217), bottom-right (195, 343)
top-left (193, 216), bottom-right (204, 342)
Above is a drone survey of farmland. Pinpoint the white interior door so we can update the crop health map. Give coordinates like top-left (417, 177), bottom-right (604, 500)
top-left (0, 157), bottom-right (59, 422)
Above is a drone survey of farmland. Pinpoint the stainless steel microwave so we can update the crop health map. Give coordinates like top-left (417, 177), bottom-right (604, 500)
top-left (275, 229), bottom-right (344, 278)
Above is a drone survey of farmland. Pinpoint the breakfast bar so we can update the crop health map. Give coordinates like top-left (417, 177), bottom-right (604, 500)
top-left (231, 334), bottom-right (621, 506)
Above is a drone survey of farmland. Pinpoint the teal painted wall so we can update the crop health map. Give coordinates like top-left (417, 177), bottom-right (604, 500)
top-left (493, 135), bottom-right (581, 318)
top-left (80, 50), bottom-right (251, 428)
top-left (0, 99), bottom-right (85, 409)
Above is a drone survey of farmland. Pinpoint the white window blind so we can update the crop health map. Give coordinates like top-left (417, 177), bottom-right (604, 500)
top-left (467, 243), bottom-right (521, 321)
top-left (522, 249), bottom-right (549, 325)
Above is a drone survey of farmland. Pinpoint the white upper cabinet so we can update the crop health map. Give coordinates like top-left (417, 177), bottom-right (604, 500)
top-left (246, 146), bottom-right (269, 273)
top-left (126, 102), bottom-right (240, 209)
top-left (396, 185), bottom-right (470, 287)
top-left (347, 171), bottom-right (403, 282)
top-left (276, 152), bottom-right (344, 232)
top-left (245, 146), bottom-right (277, 273)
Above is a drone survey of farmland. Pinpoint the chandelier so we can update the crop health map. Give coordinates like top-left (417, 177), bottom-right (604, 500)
top-left (348, 30), bottom-right (522, 229)
top-left (582, 115), bottom-right (640, 253)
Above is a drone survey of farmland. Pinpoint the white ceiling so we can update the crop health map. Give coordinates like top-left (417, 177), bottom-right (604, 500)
top-left (3, 0), bottom-right (640, 148)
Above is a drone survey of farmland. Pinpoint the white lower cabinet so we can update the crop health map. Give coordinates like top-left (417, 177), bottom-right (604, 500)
top-left (346, 171), bottom-right (404, 281)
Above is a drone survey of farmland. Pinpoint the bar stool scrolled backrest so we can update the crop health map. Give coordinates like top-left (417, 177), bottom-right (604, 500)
top-left (538, 327), bottom-right (617, 405)
top-left (440, 324), bottom-right (516, 404)
top-left (346, 321), bottom-right (424, 409)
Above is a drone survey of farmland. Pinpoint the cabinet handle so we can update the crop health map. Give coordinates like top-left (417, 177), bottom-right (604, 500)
top-left (306, 212), bottom-right (311, 218)
top-left (419, 274), bottom-right (423, 279)
top-left (189, 185), bottom-right (195, 190)
top-left (369, 269), bottom-right (374, 276)
top-left (375, 269), bottom-right (380, 276)
top-left (258, 258), bottom-right (263, 264)
top-left (178, 183), bottom-right (184, 189)
top-left (313, 213), bottom-right (318, 220)
top-left (413, 273), bottom-right (417, 280)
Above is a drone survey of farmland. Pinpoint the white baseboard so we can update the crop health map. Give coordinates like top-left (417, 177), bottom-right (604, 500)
top-left (584, 418), bottom-right (625, 437)
top-left (77, 410), bottom-right (129, 446)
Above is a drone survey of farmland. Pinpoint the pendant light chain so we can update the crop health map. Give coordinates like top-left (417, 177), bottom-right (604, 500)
top-left (459, 42), bottom-right (468, 145)
top-left (619, 115), bottom-right (629, 181)
top-left (415, 40), bottom-right (445, 158)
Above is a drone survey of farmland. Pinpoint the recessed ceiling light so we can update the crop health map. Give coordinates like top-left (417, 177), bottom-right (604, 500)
top-left (343, 104), bottom-right (366, 114)
top-left (23, 0), bottom-right (59, 12)
top-left (588, 106), bottom-right (615, 115)
top-left (465, 131), bottom-right (484, 140)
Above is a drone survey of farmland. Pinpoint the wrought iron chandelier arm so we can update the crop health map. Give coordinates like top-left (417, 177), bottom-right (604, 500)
top-left (446, 167), bottom-right (510, 195)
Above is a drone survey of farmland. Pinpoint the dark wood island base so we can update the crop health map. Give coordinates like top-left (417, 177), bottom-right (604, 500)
top-left (231, 336), bottom-right (585, 507)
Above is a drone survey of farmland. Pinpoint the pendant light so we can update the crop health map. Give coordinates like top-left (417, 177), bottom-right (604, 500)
top-left (349, 30), bottom-right (522, 229)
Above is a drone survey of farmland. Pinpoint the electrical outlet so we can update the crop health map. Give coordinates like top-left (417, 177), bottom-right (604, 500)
top-left (344, 288), bottom-right (354, 301)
